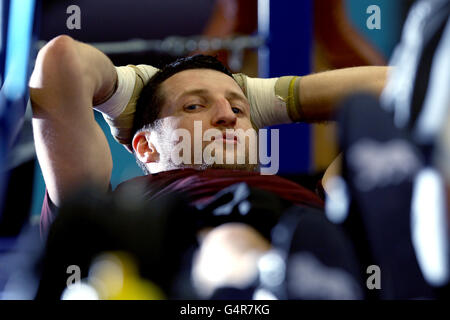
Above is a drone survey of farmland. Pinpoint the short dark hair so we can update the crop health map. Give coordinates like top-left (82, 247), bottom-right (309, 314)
top-left (131, 55), bottom-right (234, 173)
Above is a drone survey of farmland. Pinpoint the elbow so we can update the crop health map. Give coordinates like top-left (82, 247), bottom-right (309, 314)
top-left (29, 35), bottom-right (88, 111)
top-left (29, 35), bottom-right (85, 112)
top-left (39, 35), bottom-right (76, 59)
top-left (35, 35), bottom-right (77, 69)
top-left (30, 35), bottom-right (80, 88)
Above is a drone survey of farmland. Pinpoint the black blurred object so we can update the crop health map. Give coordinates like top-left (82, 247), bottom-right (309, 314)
top-left (195, 183), bottom-right (288, 300)
top-left (381, 0), bottom-right (450, 155)
top-left (357, 0), bottom-right (450, 299)
top-left (0, 111), bottom-right (36, 237)
top-left (337, 93), bottom-right (435, 299)
top-left (210, 285), bottom-right (258, 300)
top-left (257, 206), bottom-right (364, 300)
top-left (35, 184), bottom-right (200, 299)
top-left (36, 181), bottom-right (357, 300)
top-left (35, 182), bottom-right (292, 300)
top-left (197, 183), bottom-right (364, 300)
top-left (195, 182), bottom-right (290, 241)
top-left (0, 160), bottom-right (35, 237)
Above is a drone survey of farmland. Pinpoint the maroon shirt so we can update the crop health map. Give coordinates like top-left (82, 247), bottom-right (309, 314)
top-left (41, 168), bottom-right (324, 236)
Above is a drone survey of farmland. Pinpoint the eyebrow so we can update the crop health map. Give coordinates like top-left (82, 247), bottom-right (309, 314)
top-left (178, 88), bottom-right (208, 98)
top-left (178, 88), bottom-right (249, 106)
top-left (226, 91), bottom-right (249, 103)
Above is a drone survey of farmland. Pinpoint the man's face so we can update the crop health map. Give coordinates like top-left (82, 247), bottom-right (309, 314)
top-left (148, 68), bottom-right (258, 172)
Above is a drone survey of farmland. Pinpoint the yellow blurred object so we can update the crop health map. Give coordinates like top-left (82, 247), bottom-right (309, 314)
top-left (312, 123), bottom-right (340, 172)
top-left (88, 251), bottom-right (166, 300)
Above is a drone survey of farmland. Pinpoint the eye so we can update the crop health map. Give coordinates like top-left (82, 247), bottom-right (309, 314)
top-left (231, 107), bottom-right (241, 114)
top-left (184, 104), bottom-right (203, 111)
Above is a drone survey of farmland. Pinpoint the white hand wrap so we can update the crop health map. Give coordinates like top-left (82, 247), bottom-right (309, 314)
top-left (94, 66), bottom-right (136, 118)
top-left (94, 64), bottom-right (159, 148)
top-left (232, 73), bottom-right (302, 129)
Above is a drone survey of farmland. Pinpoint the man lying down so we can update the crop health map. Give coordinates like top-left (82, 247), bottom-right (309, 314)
top-left (29, 35), bottom-right (389, 299)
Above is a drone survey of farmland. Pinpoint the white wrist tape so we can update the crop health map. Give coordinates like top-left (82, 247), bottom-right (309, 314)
top-left (93, 64), bottom-right (159, 149)
top-left (94, 66), bottom-right (136, 118)
top-left (233, 74), bottom-right (302, 128)
top-left (135, 64), bottom-right (160, 83)
top-left (94, 64), bottom-right (160, 118)
top-left (247, 77), bottom-right (290, 128)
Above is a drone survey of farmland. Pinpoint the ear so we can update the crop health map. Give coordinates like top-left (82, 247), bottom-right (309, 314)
top-left (132, 131), bottom-right (159, 164)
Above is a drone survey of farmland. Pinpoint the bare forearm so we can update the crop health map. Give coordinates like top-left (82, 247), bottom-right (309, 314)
top-left (73, 39), bottom-right (118, 105)
top-left (299, 66), bottom-right (390, 122)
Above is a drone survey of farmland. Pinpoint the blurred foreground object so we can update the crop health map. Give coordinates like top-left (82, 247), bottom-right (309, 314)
top-left (328, 0), bottom-right (450, 299)
top-left (35, 185), bottom-right (198, 299)
top-left (62, 251), bottom-right (165, 300)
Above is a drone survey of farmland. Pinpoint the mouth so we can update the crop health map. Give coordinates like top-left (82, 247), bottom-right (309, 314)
top-left (222, 132), bottom-right (238, 144)
top-left (211, 133), bottom-right (238, 144)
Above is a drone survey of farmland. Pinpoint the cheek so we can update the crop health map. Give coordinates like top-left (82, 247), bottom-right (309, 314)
top-left (180, 121), bottom-right (197, 142)
top-left (170, 118), bottom-right (203, 150)
top-left (238, 118), bottom-right (254, 130)
top-left (157, 118), bottom-right (186, 144)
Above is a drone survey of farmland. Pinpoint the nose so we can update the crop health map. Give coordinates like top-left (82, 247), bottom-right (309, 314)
top-left (210, 98), bottom-right (237, 128)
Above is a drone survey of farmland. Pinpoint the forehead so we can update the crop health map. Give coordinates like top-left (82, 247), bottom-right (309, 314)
top-left (159, 68), bottom-right (244, 101)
